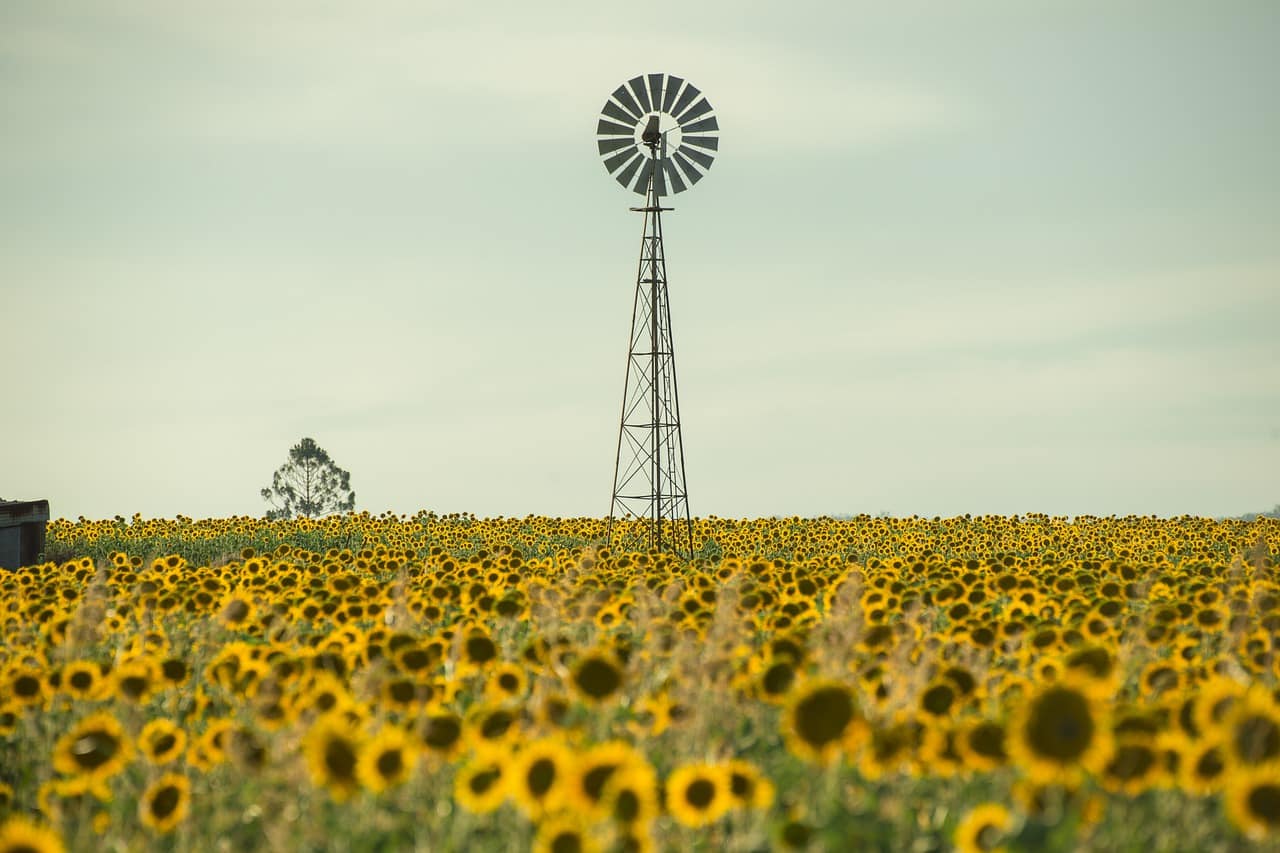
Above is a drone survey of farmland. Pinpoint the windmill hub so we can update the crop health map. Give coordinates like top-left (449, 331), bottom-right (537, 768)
top-left (641, 114), bottom-right (661, 145)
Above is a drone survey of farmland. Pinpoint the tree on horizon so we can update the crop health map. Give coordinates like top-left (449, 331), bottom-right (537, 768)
top-left (260, 437), bottom-right (355, 520)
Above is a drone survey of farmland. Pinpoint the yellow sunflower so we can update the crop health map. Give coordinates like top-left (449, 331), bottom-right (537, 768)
top-left (570, 651), bottom-right (626, 704)
top-left (665, 763), bottom-right (732, 828)
top-left (139, 719), bottom-right (187, 765)
top-left (920, 725), bottom-right (966, 779)
top-left (195, 719), bottom-right (235, 768)
top-left (0, 704), bottom-right (19, 737)
top-left (158, 656), bottom-right (191, 687)
top-left (1008, 678), bottom-right (1110, 784)
top-left (113, 656), bottom-right (160, 704)
top-left (531, 813), bottom-right (600, 853)
top-left (755, 657), bottom-right (798, 704)
top-left (457, 629), bottom-right (500, 673)
top-left (601, 761), bottom-right (660, 827)
top-left (953, 802), bottom-right (1014, 853)
top-left (138, 773), bottom-right (190, 834)
top-left (725, 759), bottom-right (775, 811)
top-left (414, 710), bottom-right (465, 761)
top-left (0, 815), bottom-right (65, 853)
top-left (60, 661), bottom-right (105, 701)
top-left (1099, 737), bottom-right (1161, 796)
top-left (1193, 676), bottom-right (1246, 736)
top-left (487, 662), bottom-right (529, 703)
top-left (1225, 766), bottom-right (1280, 842)
top-left (1180, 738), bottom-right (1229, 795)
top-left (217, 592), bottom-right (257, 628)
top-left (357, 725), bottom-right (415, 794)
top-left (1222, 688), bottom-right (1280, 770)
top-left (918, 679), bottom-right (960, 719)
top-left (509, 737), bottom-right (575, 819)
top-left (302, 715), bottom-right (365, 802)
top-left (7, 666), bottom-right (50, 709)
top-left (453, 760), bottom-right (508, 815)
top-left (378, 675), bottom-right (424, 712)
top-left (568, 741), bottom-right (647, 818)
top-left (464, 703), bottom-right (522, 757)
top-left (52, 712), bottom-right (134, 784)
top-left (957, 718), bottom-right (1009, 772)
top-left (782, 680), bottom-right (864, 764)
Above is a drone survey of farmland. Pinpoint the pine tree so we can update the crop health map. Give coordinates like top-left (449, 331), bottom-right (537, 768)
top-left (260, 438), bottom-right (356, 520)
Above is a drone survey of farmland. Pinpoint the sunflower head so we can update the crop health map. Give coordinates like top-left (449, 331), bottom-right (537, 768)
top-left (1222, 688), bottom-right (1280, 770)
top-left (509, 738), bottom-right (575, 819)
top-left (1099, 737), bottom-right (1161, 795)
top-left (783, 680), bottom-right (864, 764)
top-left (531, 814), bottom-right (598, 853)
top-left (0, 815), bottom-right (66, 853)
top-left (61, 661), bottom-right (104, 700)
top-left (8, 666), bottom-right (50, 708)
top-left (571, 651), bottom-right (626, 704)
top-left (138, 773), bottom-right (191, 834)
top-left (357, 726), bottom-right (415, 794)
top-left (1008, 678), bottom-right (1110, 783)
top-left (1226, 767), bottom-right (1280, 842)
top-left (725, 759), bottom-right (775, 811)
top-left (953, 802), bottom-right (1014, 853)
top-left (665, 762), bottom-right (731, 829)
top-left (1180, 738), bottom-right (1229, 796)
top-left (415, 710), bottom-right (464, 760)
top-left (453, 761), bottom-right (507, 815)
top-left (567, 741), bottom-right (646, 817)
top-left (53, 712), bottom-right (134, 783)
top-left (465, 703), bottom-right (521, 757)
top-left (601, 762), bottom-right (660, 827)
top-left (139, 719), bottom-right (187, 766)
top-left (302, 716), bottom-right (365, 802)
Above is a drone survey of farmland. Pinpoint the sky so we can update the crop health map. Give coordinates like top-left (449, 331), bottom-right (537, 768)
top-left (2, 1), bottom-right (1278, 521)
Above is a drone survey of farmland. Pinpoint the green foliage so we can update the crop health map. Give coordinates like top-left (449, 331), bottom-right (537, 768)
top-left (260, 437), bottom-right (356, 520)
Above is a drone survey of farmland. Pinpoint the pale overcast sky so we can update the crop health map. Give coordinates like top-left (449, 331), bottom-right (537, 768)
top-left (3, 1), bottom-right (1278, 521)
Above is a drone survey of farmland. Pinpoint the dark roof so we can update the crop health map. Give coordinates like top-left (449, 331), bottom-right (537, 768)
top-left (0, 500), bottom-right (50, 523)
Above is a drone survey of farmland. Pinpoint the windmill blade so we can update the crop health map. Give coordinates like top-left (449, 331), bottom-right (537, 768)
top-left (662, 157), bottom-right (688, 194)
top-left (597, 118), bottom-right (634, 138)
top-left (647, 73), bottom-right (665, 113)
top-left (681, 116), bottom-right (718, 135)
top-left (611, 85), bottom-right (643, 120)
top-left (677, 144), bottom-right (715, 170)
top-left (601, 100), bottom-right (637, 127)
top-left (631, 159), bottom-right (655, 194)
top-left (628, 76), bottom-right (652, 114)
top-left (615, 153), bottom-right (645, 188)
top-left (661, 76), bottom-right (684, 113)
top-left (676, 97), bottom-right (713, 125)
top-left (681, 135), bottom-right (718, 151)
top-left (603, 146), bottom-right (638, 173)
top-left (672, 150), bottom-right (704, 185)
top-left (671, 82), bottom-right (700, 118)
top-left (598, 136), bottom-right (634, 156)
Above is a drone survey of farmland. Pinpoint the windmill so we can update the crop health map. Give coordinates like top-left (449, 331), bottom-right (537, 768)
top-left (595, 73), bottom-right (719, 556)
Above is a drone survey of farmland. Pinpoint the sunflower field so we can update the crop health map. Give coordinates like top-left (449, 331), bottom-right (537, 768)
top-left (2, 512), bottom-right (1279, 852)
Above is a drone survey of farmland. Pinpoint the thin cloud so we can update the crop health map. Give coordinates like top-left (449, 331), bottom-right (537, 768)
top-left (1, 6), bottom-right (968, 156)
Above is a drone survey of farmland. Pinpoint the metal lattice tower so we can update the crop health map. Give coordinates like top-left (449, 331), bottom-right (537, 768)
top-left (595, 74), bottom-right (719, 556)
